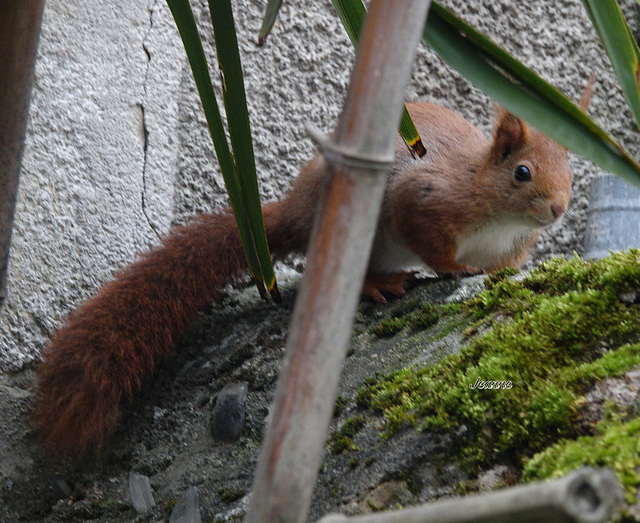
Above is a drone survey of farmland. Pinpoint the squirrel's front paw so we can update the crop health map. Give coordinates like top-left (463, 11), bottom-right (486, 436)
top-left (362, 271), bottom-right (417, 304)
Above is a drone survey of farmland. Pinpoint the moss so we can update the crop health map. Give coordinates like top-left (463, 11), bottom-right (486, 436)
top-left (483, 266), bottom-right (520, 290)
top-left (355, 375), bottom-right (383, 409)
top-left (364, 456), bottom-right (377, 467)
top-left (334, 394), bottom-right (349, 417)
top-left (375, 317), bottom-right (409, 337)
top-left (523, 250), bottom-right (640, 296)
top-left (218, 486), bottom-right (246, 503)
top-left (58, 500), bottom-right (132, 522)
top-left (329, 415), bottom-right (366, 454)
top-left (522, 418), bottom-right (640, 503)
top-left (427, 311), bottom-right (468, 342)
top-left (373, 302), bottom-right (448, 338)
top-left (159, 497), bottom-right (177, 514)
top-left (213, 513), bottom-right (245, 523)
top-left (342, 415), bottom-right (366, 434)
top-left (357, 251), bottom-right (640, 470)
top-left (410, 303), bottom-right (442, 329)
top-left (470, 250), bottom-right (640, 319)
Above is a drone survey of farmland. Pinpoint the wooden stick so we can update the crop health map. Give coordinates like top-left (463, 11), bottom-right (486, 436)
top-left (243, 1), bottom-right (431, 521)
top-left (0, 0), bottom-right (45, 305)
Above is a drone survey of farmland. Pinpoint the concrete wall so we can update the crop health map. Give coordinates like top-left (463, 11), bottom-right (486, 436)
top-left (1, 0), bottom-right (638, 370)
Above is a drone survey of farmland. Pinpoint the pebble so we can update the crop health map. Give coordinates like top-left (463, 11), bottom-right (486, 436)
top-left (129, 472), bottom-right (156, 514)
top-left (212, 382), bottom-right (248, 442)
top-left (52, 477), bottom-right (72, 500)
top-left (170, 486), bottom-right (201, 523)
top-left (618, 291), bottom-right (639, 304)
top-left (358, 481), bottom-right (413, 513)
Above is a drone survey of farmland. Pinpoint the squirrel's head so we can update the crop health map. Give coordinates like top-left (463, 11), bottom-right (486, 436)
top-left (484, 109), bottom-right (573, 228)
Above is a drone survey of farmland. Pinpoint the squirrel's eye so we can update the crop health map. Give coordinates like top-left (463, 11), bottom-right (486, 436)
top-left (514, 165), bottom-right (531, 182)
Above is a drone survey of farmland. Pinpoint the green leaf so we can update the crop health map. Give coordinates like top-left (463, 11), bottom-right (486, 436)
top-left (167, 0), bottom-right (277, 299)
top-left (331, 0), bottom-right (426, 156)
top-left (398, 108), bottom-right (427, 157)
top-left (581, 0), bottom-right (640, 128)
top-left (331, 0), bottom-right (366, 47)
top-left (424, 1), bottom-right (640, 187)
top-left (208, 0), bottom-right (278, 298)
top-left (258, 0), bottom-right (282, 46)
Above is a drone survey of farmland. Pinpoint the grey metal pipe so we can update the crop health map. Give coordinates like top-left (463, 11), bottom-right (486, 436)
top-left (318, 467), bottom-right (623, 523)
top-left (583, 173), bottom-right (640, 259)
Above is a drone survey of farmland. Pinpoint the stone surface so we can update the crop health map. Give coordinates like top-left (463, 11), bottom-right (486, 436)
top-left (0, 0), bottom-right (638, 370)
top-left (0, 0), bottom-right (181, 370)
top-left (0, 275), bottom-right (473, 521)
top-left (476, 465), bottom-right (517, 493)
top-left (0, 270), bottom-right (638, 521)
top-left (578, 368), bottom-right (640, 432)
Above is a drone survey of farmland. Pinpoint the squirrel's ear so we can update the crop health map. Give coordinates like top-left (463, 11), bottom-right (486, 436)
top-left (490, 108), bottom-right (528, 162)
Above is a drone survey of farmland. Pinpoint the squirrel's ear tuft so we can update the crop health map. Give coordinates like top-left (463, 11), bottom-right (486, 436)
top-left (491, 108), bottom-right (528, 162)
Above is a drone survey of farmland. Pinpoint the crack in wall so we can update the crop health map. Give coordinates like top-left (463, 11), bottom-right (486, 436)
top-left (140, 0), bottom-right (162, 240)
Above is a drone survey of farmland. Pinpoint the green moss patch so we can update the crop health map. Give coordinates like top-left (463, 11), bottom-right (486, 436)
top-left (357, 251), bottom-right (640, 476)
top-left (523, 418), bottom-right (640, 503)
top-left (372, 300), bottom-right (463, 338)
top-left (218, 486), bottom-right (246, 503)
top-left (329, 416), bottom-right (367, 454)
top-left (333, 394), bottom-right (349, 417)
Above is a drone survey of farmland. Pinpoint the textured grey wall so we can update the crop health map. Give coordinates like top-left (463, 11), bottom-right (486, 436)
top-left (1, 0), bottom-right (638, 370)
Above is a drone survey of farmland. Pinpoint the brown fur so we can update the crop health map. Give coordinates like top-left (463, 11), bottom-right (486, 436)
top-left (387, 102), bottom-right (572, 274)
top-left (34, 201), bottom-right (307, 455)
top-left (34, 101), bottom-right (574, 456)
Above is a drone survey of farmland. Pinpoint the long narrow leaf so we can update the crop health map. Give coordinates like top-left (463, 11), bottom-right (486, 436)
top-left (209, 0), bottom-right (278, 299)
top-left (166, 0), bottom-right (267, 295)
top-left (258, 0), bottom-right (282, 46)
top-left (581, 0), bottom-right (640, 128)
top-left (331, 0), bottom-right (426, 156)
top-left (331, 0), bottom-right (365, 46)
top-left (424, 2), bottom-right (640, 187)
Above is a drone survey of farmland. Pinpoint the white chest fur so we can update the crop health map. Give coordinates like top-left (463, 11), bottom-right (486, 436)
top-left (369, 225), bottom-right (436, 276)
top-left (455, 221), bottom-right (535, 269)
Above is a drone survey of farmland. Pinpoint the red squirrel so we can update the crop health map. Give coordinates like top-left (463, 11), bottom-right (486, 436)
top-left (34, 102), bottom-right (574, 455)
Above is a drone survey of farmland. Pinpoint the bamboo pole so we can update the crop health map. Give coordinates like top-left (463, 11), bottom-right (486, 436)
top-left (243, 1), bottom-right (431, 521)
top-left (317, 467), bottom-right (623, 523)
top-left (0, 0), bottom-right (46, 305)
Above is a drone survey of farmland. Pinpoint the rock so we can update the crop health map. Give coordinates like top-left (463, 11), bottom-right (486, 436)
top-left (170, 486), bottom-right (201, 523)
top-left (618, 291), bottom-right (639, 304)
top-left (128, 472), bottom-right (156, 514)
top-left (444, 275), bottom-right (487, 303)
top-left (52, 477), bottom-right (72, 500)
top-left (476, 465), bottom-right (516, 492)
top-left (578, 368), bottom-right (640, 431)
top-left (358, 481), bottom-right (414, 513)
top-left (211, 382), bottom-right (248, 442)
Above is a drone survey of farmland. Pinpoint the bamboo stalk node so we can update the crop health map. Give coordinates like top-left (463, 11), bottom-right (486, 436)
top-left (305, 123), bottom-right (395, 171)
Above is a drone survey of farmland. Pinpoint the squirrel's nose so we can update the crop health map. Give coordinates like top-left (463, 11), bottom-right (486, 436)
top-left (550, 203), bottom-right (566, 219)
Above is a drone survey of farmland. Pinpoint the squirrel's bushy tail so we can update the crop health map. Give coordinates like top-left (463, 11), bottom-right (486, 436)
top-left (34, 200), bottom-right (302, 456)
